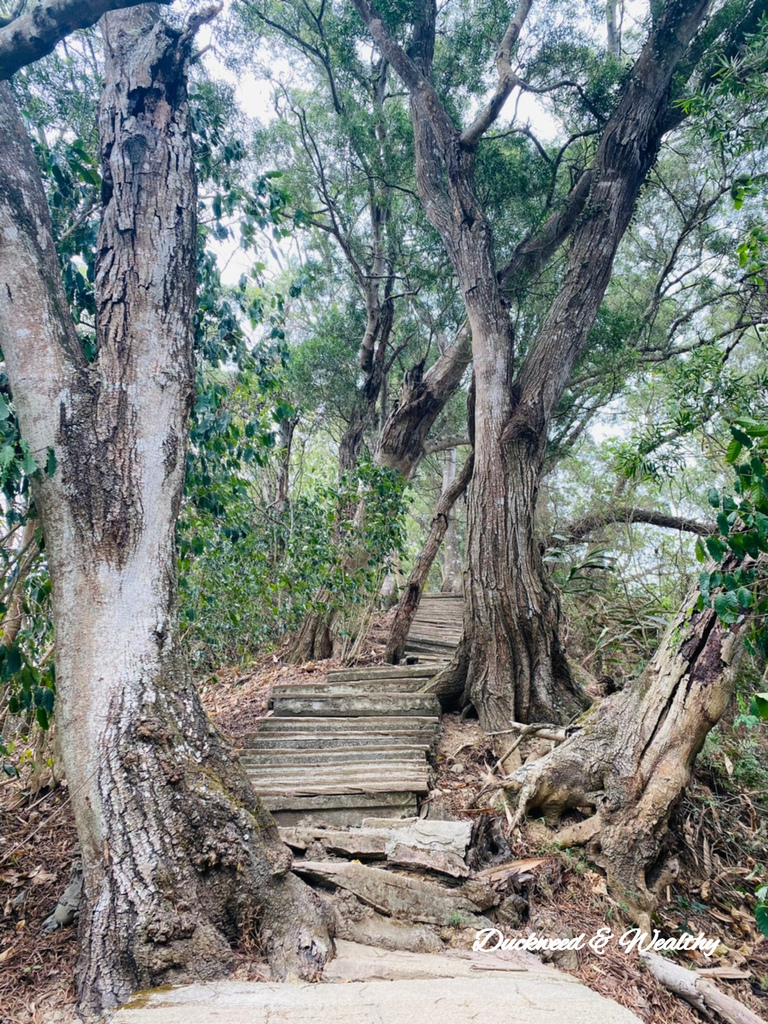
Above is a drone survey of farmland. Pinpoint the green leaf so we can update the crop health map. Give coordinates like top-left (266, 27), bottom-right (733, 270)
top-left (695, 538), bottom-right (707, 563)
top-left (713, 591), bottom-right (740, 621)
top-left (756, 903), bottom-right (768, 940)
top-left (705, 536), bottom-right (726, 561)
top-left (750, 692), bottom-right (768, 720)
top-left (708, 487), bottom-right (720, 508)
top-left (726, 438), bottom-right (743, 464)
top-left (21, 450), bottom-right (37, 476)
top-left (717, 512), bottom-right (731, 536)
top-left (45, 448), bottom-right (57, 478)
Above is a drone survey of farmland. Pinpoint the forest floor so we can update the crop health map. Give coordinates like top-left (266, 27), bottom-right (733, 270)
top-left (0, 622), bottom-right (767, 1023)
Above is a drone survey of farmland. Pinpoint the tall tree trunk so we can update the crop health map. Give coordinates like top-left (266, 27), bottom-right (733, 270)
top-left (506, 579), bottom-right (745, 931)
top-left (385, 453), bottom-right (473, 664)
top-left (440, 448), bottom-right (463, 594)
top-left (434, 388), bottom-right (585, 729)
top-left (353, 0), bottom-right (711, 729)
top-left (0, 11), bottom-right (332, 1014)
top-left (275, 414), bottom-right (297, 517)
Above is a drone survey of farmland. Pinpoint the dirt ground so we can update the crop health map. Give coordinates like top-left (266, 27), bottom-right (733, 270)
top-left (1, 646), bottom-right (766, 1024)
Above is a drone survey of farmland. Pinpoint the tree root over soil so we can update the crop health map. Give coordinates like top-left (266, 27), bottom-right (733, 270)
top-left (502, 589), bottom-right (745, 932)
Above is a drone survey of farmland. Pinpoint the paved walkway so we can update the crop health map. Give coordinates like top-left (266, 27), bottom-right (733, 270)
top-left (112, 940), bottom-right (642, 1023)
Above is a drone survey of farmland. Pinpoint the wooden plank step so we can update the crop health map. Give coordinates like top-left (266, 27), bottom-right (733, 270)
top-left (242, 747), bottom-right (426, 765)
top-left (270, 678), bottom-right (428, 697)
top-left (246, 763), bottom-right (428, 783)
top-left (253, 715), bottom-right (439, 734)
top-left (252, 782), bottom-right (434, 798)
top-left (270, 693), bottom-right (441, 717)
top-left (327, 665), bottom-right (437, 681)
top-left (244, 734), bottom-right (432, 751)
top-left (263, 791), bottom-right (418, 826)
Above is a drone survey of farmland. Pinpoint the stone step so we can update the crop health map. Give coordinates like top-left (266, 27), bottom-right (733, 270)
top-left (242, 747), bottom-right (426, 766)
top-left (270, 693), bottom-right (441, 717)
top-left (245, 735), bottom-right (433, 751)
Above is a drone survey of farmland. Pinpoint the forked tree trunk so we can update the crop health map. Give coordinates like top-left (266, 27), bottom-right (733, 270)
top-left (385, 453), bottom-right (473, 664)
top-left (0, 11), bottom-right (332, 1014)
top-left (353, 0), bottom-right (711, 732)
top-left (288, 588), bottom-right (335, 662)
top-left (506, 581), bottom-right (745, 930)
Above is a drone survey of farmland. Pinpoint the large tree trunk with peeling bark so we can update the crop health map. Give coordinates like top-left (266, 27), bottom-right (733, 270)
top-left (0, 10), bottom-right (332, 1014)
top-left (506, 582), bottom-right (744, 930)
top-left (431, 395), bottom-right (584, 729)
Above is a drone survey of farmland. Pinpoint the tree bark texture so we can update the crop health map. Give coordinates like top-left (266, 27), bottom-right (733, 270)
top-left (385, 452), bottom-right (473, 664)
top-left (0, 0), bottom-right (171, 80)
top-left (0, 10), bottom-right (332, 1013)
top-left (506, 582), bottom-right (744, 930)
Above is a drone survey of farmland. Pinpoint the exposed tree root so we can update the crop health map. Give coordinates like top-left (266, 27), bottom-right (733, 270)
top-left (503, 589), bottom-right (744, 929)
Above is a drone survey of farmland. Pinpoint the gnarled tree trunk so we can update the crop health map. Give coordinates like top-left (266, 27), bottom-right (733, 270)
top-left (0, 10), bottom-right (332, 1014)
top-left (506, 582), bottom-right (744, 931)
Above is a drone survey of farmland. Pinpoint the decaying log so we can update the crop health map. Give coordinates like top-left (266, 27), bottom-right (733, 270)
top-left (642, 952), bottom-right (768, 1024)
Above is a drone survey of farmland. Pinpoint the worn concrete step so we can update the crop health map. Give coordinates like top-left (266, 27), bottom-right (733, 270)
top-left (244, 734), bottom-right (432, 751)
top-left (242, 747), bottom-right (426, 766)
top-left (327, 665), bottom-right (437, 682)
top-left (255, 715), bottom-right (439, 732)
top-left (270, 693), bottom-right (441, 717)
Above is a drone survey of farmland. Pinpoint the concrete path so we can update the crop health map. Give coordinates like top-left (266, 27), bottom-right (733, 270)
top-left (112, 940), bottom-right (642, 1024)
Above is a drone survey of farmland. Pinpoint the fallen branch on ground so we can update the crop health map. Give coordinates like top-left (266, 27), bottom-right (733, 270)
top-left (642, 951), bottom-right (768, 1024)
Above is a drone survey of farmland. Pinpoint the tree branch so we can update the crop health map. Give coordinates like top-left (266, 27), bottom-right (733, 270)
top-left (459, 0), bottom-right (533, 149)
top-left (559, 506), bottom-right (712, 545)
top-left (0, 0), bottom-right (171, 80)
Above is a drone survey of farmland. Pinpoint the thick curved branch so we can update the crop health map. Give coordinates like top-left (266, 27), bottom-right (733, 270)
top-left (0, 0), bottom-right (171, 80)
top-left (499, 169), bottom-right (593, 290)
top-left (376, 322), bottom-right (472, 478)
top-left (559, 506), bottom-right (712, 544)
